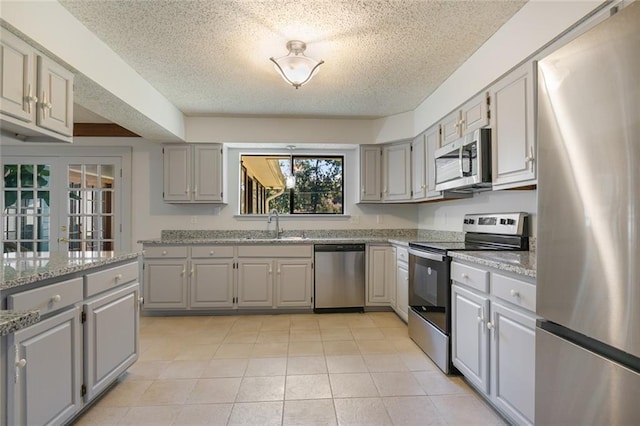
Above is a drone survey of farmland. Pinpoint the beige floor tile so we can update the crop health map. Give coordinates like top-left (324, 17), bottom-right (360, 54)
top-left (236, 376), bottom-right (286, 402)
top-left (379, 327), bottom-right (409, 340)
top-left (290, 317), bottom-right (320, 330)
top-left (257, 330), bottom-right (290, 343)
top-left (430, 394), bottom-right (507, 425)
top-left (73, 406), bottom-right (128, 425)
top-left (159, 360), bottom-right (208, 379)
top-left (282, 399), bottom-right (337, 426)
top-left (329, 373), bottom-right (379, 398)
top-left (95, 379), bottom-right (152, 407)
top-left (138, 342), bottom-right (181, 361)
top-left (351, 327), bottom-right (385, 340)
top-left (320, 328), bottom-right (354, 341)
top-left (322, 340), bottom-right (360, 356)
top-left (173, 343), bottom-right (219, 360)
top-left (251, 342), bottom-right (289, 358)
top-left (125, 360), bottom-right (170, 380)
top-left (346, 316), bottom-right (377, 328)
top-left (290, 329), bottom-right (321, 342)
top-left (230, 319), bottom-right (262, 332)
top-left (202, 358), bottom-right (248, 378)
top-left (382, 396), bottom-right (446, 425)
top-left (185, 378), bottom-right (242, 404)
top-left (333, 397), bottom-right (393, 425)
top-left (245, 357), bottom-right (287, 376)
top-left (364, 354), bottom-right (409, 372)
top-left (413, 371), bottom-right (472, 395)
top-left (399, 353), bottom-right (439, 372)
top-left (369, 313), bottom-right (406, 328)
top-left (224, 330), bottom-right (259, 344)
top-left (325, 355), bottom-right (368, 374)
top-left (357, 339), bottom-right (398, 355)
top-left (136, 379), bottom-right (197, 406)
top-left (119, 405), bottom-right (181, 425)
top-left (286, 356), bottom-right (328, 375)
top-left (172, 403), bottom-right (233, 425)
top-left (260, 316), bottom-right (292, 331)
top-left (288, 341), bottom-right (324, 356)
top-left (181, 332), bottom-right (227, 345)
top-left (391, 337), bottom-right (425, 354)
top-left (371, 372), bottom-right (426, 397)
top-left (318, 317), bottom-right (350, 329)
top-left (285, 374), bottom-right (332, 400)
top-left (228, 401), bottom-right (284, 426)
top-left (214, 343), bottom-right (254, 358)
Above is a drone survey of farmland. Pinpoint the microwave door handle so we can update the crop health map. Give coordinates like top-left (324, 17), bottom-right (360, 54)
top-left (458, 145), bottom-right (464, 177)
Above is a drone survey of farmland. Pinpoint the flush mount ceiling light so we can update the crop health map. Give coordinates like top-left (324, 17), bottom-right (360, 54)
top-left (270, 40), bottom-right (324, 89)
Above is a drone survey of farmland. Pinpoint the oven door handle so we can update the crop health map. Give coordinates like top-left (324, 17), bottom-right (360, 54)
top-left (408, 248), bottom-right (446, 262)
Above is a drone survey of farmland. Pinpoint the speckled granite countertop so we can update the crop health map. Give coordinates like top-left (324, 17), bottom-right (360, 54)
top-left (1, 251), bottom-right (141, 291)
top-left (449, 251), bottom-right (536, 279)
top-left (0, 310), bottom-right (39, 336)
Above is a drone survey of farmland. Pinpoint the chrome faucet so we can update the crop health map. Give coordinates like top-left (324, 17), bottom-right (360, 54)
top-left (267, 209), bottom-right (280, 239)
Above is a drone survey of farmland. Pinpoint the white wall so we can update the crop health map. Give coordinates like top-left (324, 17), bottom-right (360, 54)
top-left (418, 190), bottom-right (537, 235)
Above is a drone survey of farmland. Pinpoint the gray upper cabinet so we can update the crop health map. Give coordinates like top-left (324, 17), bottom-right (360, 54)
top-left (163, 144), bottom-right (224, 203)
top-left (490, 61), bottom-right (537, 190)
top-left (0, 28), bottom-right (73, 142)
top-left (382, 141), bottom-right (412, 201)
top-left (411, 133), bottom-right (427, 201)
top-left (440, 92), bottom-right (490, 145)
top-left (359, 145), bottom-right (382, 202)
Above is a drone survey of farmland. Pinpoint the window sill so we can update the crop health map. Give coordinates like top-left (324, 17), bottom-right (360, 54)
top-left (234, 214), bottom-right (351, 221)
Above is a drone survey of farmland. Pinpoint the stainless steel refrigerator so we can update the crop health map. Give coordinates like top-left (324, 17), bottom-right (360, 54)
top-left (536, 2), bottom-right (640, 423)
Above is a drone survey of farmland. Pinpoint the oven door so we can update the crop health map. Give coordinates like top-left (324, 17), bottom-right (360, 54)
top-left (408, 248), bottom-right (451, 334)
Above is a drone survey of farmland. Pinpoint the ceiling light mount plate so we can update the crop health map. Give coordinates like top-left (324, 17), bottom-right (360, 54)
top-left (270, 40), bottom-right (324, 89)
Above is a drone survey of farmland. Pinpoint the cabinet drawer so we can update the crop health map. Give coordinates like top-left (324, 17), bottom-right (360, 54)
top-left (238, 245), bottom-right (312, 258)
top-left (84, 262), bottom-right (139, 297)
top-left (451, 262), bottom-right (489, 293)
top-left (396, 246), bottom-right (409, 264)
top-left (8, 277), bottom-right (83, 314)
top-left (493, 273), bottom-right (536, 313)
top-left (191, 245), bottom-right (234, 258)
top-left (144, 246), bottom-right (188, 258)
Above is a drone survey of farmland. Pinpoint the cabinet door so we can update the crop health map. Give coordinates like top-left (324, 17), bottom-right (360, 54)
top-left (36, 56), bottom-right (73, 136)
top-left (163, 145), bottom-right (192, 201)
top-left (193, 145), bottom-right (223, 202)
top-left (0, 29), bottom-right (36, 123)
top-left (491, 302), bottom-right (536, 426)
top-left (440, 110), bottom-right (461, 145)
top-left (275, 259), bottom-right (312, 307)
top-left (366, 245), bottom-right (394, 305)
top-left (461, 92), bottom-right (489, 135)
top-left (143, 259), bottom-right (188, 309)
top-left (84, 283), bottom-right (139, 401)
top-left (411, 134), bottom-right (427, 200)
top-left (395, 261), bottom-right (409, 322)
top-left (237, 259), bottom-right (273, 307)
top-left (451, 284), bottom-right (490, 394)
top-left (359, 146), bottom-right (382, 201)
top-left (8, 307), bottom-right (82, 426)
top-left (425, 125), bottom-right (443, 199)
top-left (490, 61), bottom-right (536, 189)
top-left (382, 142), bottom-right (412, 201)
top-left (190, 259), bottom-right (235, 308)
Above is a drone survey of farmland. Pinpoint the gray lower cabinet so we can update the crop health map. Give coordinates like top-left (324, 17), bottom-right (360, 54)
top-left (8, 307), bottom-right (83, 426)
top-left (190, 260), bottom-right (235, 308)
top-left (143, 259), bottom-right (188, 309)
top-left (83, 282), bottom-right (140, 401)
top-left (275, 259), bottom-right (312, 307)
top-left (237, 259), bottom-right (273, 307)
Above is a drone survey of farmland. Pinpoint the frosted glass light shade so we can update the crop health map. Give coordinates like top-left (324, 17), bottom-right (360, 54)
top-left (270, 40), bottom-right (324, 89)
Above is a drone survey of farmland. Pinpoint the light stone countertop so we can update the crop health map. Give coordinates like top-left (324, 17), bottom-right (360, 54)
top-left (1, 251), bottom-right (141, 291)
top-left (449, 251), bottom-right (536, 279)
top-left (0, 310), bottom-right (39, 336)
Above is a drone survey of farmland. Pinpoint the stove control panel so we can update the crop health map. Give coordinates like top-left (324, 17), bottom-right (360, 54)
top-left (462, 212), bottom-right (528, 236)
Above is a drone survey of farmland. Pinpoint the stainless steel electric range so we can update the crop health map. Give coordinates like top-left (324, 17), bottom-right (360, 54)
top-left (407, 212), bottom-right (529, 374)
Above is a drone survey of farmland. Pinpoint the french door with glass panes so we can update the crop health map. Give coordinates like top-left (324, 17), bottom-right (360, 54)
top-left (2, 156), bottom-right (122, 255)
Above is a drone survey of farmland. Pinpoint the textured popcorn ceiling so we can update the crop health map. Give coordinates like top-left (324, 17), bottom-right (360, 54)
top-left (59, 0), bottom-right (526, 119)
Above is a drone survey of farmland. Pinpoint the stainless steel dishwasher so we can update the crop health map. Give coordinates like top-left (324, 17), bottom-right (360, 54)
top-left (314, 244), bottom-right (366, 312)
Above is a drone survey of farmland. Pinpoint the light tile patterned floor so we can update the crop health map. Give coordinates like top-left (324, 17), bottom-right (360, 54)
top-left (72, 312), bottom-right (505, 426)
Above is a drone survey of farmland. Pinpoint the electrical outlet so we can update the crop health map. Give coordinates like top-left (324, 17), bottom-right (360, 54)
top-left (190, 216), bottom-right (197, 224)
top-left (376, 214), bottom-right (383, 224)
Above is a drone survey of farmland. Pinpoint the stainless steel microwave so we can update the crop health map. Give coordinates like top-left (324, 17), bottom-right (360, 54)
top-left (434, 128), bottom-right (491, 192)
